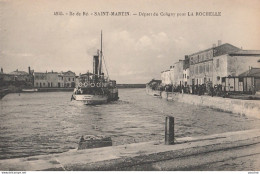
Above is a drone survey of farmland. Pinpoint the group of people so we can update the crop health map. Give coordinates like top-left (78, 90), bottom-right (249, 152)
top-left (164, 84), bottom-right (224, 97)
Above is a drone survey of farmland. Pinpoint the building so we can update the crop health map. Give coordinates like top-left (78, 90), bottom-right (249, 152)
top-left (0, 67), bottom-right (34, 88)
top-left (239, 68), bottom-right (260, 92)
top-left (172, 60), bottom-right (184, 86)
top-left (183, 55), bottom-right (190, 87)
top-left (212, 50), bottom-right (260, 86)
top-left (189, 42), bottom-right (241, 86)
top-left (161, 69), bottom-right (171, 86)
top-left (62, 71), bottom-right (76, 88)
top-left (34, 70), bottom-right (76, 88)
top-left (34, 72), bottom-right (48, 87)
top-left (161, 58), bottom-right (188, 87)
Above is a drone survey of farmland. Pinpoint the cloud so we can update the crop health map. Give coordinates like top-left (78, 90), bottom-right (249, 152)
top-left (135, 35), bottom-right (152, 50)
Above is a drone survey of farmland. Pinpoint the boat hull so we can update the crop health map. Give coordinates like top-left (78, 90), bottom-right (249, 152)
top-left (73, 94), bottom-right (108, 105)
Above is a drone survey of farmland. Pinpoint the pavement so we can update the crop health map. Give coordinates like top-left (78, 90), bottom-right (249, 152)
top-left (0, 129), bottom-right (259, 171)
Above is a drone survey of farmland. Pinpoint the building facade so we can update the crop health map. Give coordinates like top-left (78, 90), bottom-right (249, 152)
top-left (63, 71), bottom-right (76, 88)
top-left (34, 70), bottom-right (76, 88)
top-left (189, 43), bottom-right (240, 86)
top-left (161, 70), bottom-right (171, 85)
top-left (212, 50), bottom-right (260, 85)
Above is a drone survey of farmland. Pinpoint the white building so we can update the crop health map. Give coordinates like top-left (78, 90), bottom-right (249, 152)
top-left (161, 66), bottom-right (174, 86)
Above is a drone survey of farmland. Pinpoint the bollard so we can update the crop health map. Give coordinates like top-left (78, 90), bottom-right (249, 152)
top-left (165, 116), bottom-right (174, 145)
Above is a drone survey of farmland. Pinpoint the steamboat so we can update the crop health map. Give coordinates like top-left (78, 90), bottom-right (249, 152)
top-left (71, 32), bottom-right (119, 105)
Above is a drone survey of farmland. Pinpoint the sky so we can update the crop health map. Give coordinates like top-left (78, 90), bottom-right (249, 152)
top-left (1, 0), bottom-right (260, 84)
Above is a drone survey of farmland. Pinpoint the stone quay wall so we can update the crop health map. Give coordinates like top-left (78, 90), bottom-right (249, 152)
top-left (159, 91), bottom-right (260, 118)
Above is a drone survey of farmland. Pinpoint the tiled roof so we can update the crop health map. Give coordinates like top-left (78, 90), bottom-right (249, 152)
top-left (239, 68), bottom-right (260, 77)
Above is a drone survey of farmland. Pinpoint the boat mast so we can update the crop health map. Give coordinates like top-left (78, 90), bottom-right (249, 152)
top-left (99, 30), bottom-right (103, 76)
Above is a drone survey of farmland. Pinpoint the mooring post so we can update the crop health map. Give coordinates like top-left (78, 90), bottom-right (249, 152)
top-left (165, 116), bottom-right (175, 145)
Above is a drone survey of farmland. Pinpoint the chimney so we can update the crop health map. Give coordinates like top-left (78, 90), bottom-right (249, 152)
top-left (218, 40), bottom-right (222, 46)
top-left (213, 44), bottom-right (216, 48)
top-left (28, 66), bottom-right (31, 74)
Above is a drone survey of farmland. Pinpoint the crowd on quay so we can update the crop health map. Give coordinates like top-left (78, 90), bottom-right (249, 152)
top-left (147, 80), bottom-right (227, 97)
top-left (163, 84), bottom-right (224, 97)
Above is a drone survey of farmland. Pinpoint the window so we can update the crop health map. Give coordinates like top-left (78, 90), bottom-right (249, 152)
top-left (206, 63), bottom-right (209, 72)
top-left (36, 82), bottom-right (38, 86)
top-left (217, 76), bottom-right (220, 81)
top-left (72, 78), bottom-right (74, 81)
top-left (190, 57), bottom-right (193, 64)
top-left (187, 76), bottom-right (189, 79)
top-left (199, 65), bottom-right (204, 74)
top-left (216, 59), bottom-right (219, 68)
top-left (69, 78), bottom-right (70, 81)
top-left (62, 77), bottom-right (63, 80)
top-left (195, 66), bottom-right (198, 75)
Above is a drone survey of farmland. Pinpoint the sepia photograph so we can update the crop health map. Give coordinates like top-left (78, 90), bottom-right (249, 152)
top-left (0, 0), bottom-right (260, 172)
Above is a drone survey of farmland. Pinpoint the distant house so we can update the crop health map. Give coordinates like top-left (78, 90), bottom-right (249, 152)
top-left (34, 70), bottom-right (76, 88)
top-left (62, 71), bottom-right (76, 88)
top-left (33, 72), bottom-right (48, 88)
top-left (161, 69), bottom-right (172, 86)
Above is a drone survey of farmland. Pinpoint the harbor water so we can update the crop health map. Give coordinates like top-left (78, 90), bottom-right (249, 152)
top-left (1, 88), bottom-right (260, 159)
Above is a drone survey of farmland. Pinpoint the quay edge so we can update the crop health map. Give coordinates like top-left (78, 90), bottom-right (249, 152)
top-left (0, 129), bottom-right (259, 171)
top-left (146, 88), bottom-right (260, 118)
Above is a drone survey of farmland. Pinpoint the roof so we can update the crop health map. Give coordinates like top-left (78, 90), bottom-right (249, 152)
top-left (189, 43), bottom-right (240, 56)
top-left (63, 70), bottom-right (76, 75)
top-left (239, 68), bottom-right (260, 77)
top-left (229, 50), bottom-right (260, 56)
top-left (9, 70), bottom-right (28, 75)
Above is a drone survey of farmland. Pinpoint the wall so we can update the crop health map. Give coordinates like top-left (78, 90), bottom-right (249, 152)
top-left (212, 55), bottom-right (228, 85)
top-left (212, 55), bottom-right (260, 86)
top-left (189, 60), bottom-right (213, 85)
top-left (183, 68), bottom-right (189, 86)
top-left (34, 73), bottom-right (47, 87)
top-left (227, 55), bottom-right (260, 76)
top-left (161, 91), bottom-right (260, 118)
top-left (63, 71), bottom-right (76, 88)
top-left (46, 73), bottom-right (59, 87)
top-left (161, 70), bottom-right (171, 85)
top-left (173, 60), bottom-right (184, 86)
